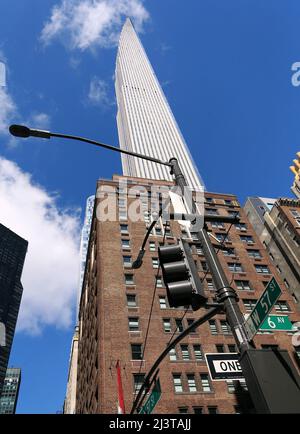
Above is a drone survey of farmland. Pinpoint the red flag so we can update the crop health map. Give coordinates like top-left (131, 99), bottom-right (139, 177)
top-left (116, 360), bottom-right (125, 414)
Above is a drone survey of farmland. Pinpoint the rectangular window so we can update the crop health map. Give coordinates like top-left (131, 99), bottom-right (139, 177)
top-left (193, 345), bottom-right (203, 361)
top-left (156, 276), bottom-right (163, 288)
top-left (208, 406), bottom-right (218, 414)
top-left (243, 299), bottom-right (258, 311)
top-left (196, 247), bottom-right (204, 255)
top-left (175, 319), bottom-right (184, 332)
top-left (255, 265), bottom-right (270, 274)
top-left (227, 380), bottom-right (236, 393)
top-left (207, 279), bottom-right (214, 290)
top-left (240, 235), bottom-right (254, 244)
top-left (216, 233), bottom-right (230, 243)
top-left (275, 301), bottom-right (290, 312)
top-left (128, 317), bottom-right (139, 331)
top-left (211, 221), bottom-right (225, 229)
top-left (193, 407), bottom-right (203, 414)
top-left (220, 320), bottom-right (232, 335)
top-left (126, 294), bottom-right (137, 308)
top-left (121, 239), bottom-right (130, 249)
top-left (205, 197), bottom-right (214, 204)
top-left (133, 374), bottom-right (145, 392)
top-left (200, 374), bottom-right (212, 392)
top-left (209, 320), bottom-right (218, 335)
top-left (187, 318), bottom-right (196, 333)
top-left (119, 209), bottom-right (127, 221)
top-left (223, 248), bottom-right (236, 257)
top-left (181, 344), bottom-right (190, 360)
top-left (169, 348), bottom-right (177, 361)
top-left (152, 257), bottom-right (159, 269)
top-left (120, 224), bottom-right (128, 234)
top-left (123, 255), bottom-right (132, 267)
top-left (235, 280), bottom-right (252, 291)
top-left (206, 208), bottom-right (219, 215)
top-left (235, 223), bottom-right (247, 231)
top-left (228, 263), bottom-right (243, 273)
top-left (131, 344), bottom-right (142, 360)
top-left (149, 241), bottom-right (156, 251)
top-left (247, 249), bottom-right (262, 259)
top-left (173, 374), bottom-right (183, 393)
top-left (228, 344), bottom-right (237, 353)
top-left (125, 274), bottom-right (134, 285)
top-left (178, 407), bottom-right (188, 414)
top-left (216, 344), bottom-right (225, 353)
top-left (159, 296), bottom-right (167, 309)
top-left (187, 374), bottom-right (197, 392)
top-left (163, 319), bottom-right (171, 333)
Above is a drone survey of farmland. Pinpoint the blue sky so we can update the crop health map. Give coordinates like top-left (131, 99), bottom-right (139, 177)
top-left (0, 0), bottom-right (299, 413)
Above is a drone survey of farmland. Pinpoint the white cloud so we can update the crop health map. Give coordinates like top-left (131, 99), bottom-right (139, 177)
top-left (0, 157), bottom-right (81, 334)
top-left (88, 76), bottom-right (113, 107)
top-left (30, 112), bottom-right (51, 130)
top-left (0, 87), bottom-right (17, 135)
top-left (41, 0), bottom-right (149, 50)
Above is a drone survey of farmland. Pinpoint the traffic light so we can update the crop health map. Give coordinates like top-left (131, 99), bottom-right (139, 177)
top-left (158, 239), bottom-right (207, 310)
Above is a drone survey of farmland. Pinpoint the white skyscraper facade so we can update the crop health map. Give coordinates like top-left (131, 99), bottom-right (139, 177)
top-left (115, 19), bottom-right (204, 190)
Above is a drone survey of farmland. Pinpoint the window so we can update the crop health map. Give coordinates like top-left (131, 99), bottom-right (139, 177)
top-left (133, 374), bottom-right (145, 392)
top-left (247, 249), bottom-right (262, 259)
top-left (255, 264), bottom-right (270, 274)
top-left (120, 224), bottom-right (128, 234)
top-left (235, 223), bottom-right (247, 231)
top-left (121, 239), bottom-right (130, 249)
top-left (173, 374), bottom-right (183, 393)
top-left (284, 279), bottom-right (290, 289)
top-left (128, 317), bottom-right (139, 331)
top-left (228, 263), bottom-right (243, 273)
top-left (295, 347), bottom-right (300, 360)
top-left (126, 294), bottom-right (137, 308)
top-left (119, 209), bottom-right (127, 220)
top-left (207, 406), bottom-right (218, 414)
top-left (149, 241), bottom-right (156, 251)
top-left (206, 208), bottom-right (219, 216)
top-left (125, 274), bottom-right (134, 285)
top-left (276, 265), bottom-right (282, 274)
top-left (187, 374), bottom-right (197, 392)
top-left (209, 320), bottom-right (218, 335)
top-left (216, 233), bottom-right (230, 243)
top-left (175, 319), bottom-right (184, 332)
top-left (156, 276), bottom-right (163, 288)
top-left (290, 209), bottom-right (300, 218)
top-left (181, 344), bottom-right (190, 361)
top-left (123, 255), bottom-right (132, 267)
top-left (207, 279), bottom-right (214, 290)
top-left (193, 407), bottom-right (203, 414)
top-left (275, 301), bottom-right (290, 312)
top-left (155, 226), bottom-right (162, 236)
top-left (227, 380), bottom-right (236, 393)
top-left (205, 197), bottom-right (214, 204)
top-left (159, 296), bottom-right (167, 309)
top-left (169, 348), bottom-right (177, 361)
top-left (201, 261), bottom-right (208, 271)
top-left (216, 344), bottom-right (225, 353)
top-left (178, 407), bottom-right (188, 414)
top-left (187, 319), bottom-right (196, 333)
top-left (235, 280), bottom-right (252, 291)
top-left (243, 299), bottom-right (258, 311)
top-left (211, 221), bottom-right (225, 229)
top-left (200, 374), bottom-right (212, 392)
top-left (223, 248), bottom-right (236, 257)
top-left (193, 345), bottom-right (203, 361)
top-left (240, 235), bottom-right (254, 244)
top-left (228, 344), bottom-right (237, 353)
top-left (220, 320), bottom-right (232, 335)
top-left (131, 344), bottom-right (142, 360)
top-left (224, 199), bottom-right (232, 205)
top-left (228, 210), bottom-right (240, 218)
top-left (163, 319), bottom-right (171, 333)
top-left (196, 247), bottom-right (204, 255)
top-left (152, 257), bottom-right (159, 268)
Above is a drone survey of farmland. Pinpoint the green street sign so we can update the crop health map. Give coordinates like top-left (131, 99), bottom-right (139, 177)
top-left (259, 315), bottom-right (294, 331)
top-left (139, 379), bottom-right (161, 414)
top-left (245, 277), bottom-right (282, 340)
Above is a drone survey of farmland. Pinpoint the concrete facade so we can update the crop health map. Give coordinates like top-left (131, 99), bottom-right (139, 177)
top-left (75, 176), bottom-right (300, 414)
top-left (64, 326), bottom-right (79, 414)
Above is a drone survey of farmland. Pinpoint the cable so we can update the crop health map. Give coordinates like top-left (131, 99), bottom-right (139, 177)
top-left (132, 218), bottom-right (169, 405)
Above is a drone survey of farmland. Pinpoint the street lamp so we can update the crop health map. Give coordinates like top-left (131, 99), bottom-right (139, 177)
top-left (9, 123), bottom-right (300, 414)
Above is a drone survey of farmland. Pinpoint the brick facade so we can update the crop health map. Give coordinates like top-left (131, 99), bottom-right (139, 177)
top-left (76, 175), bottom-right (300, 414)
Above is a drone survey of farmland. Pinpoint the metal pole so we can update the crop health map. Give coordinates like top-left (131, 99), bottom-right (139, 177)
top-left (169, 158), bottom-right (251, 353)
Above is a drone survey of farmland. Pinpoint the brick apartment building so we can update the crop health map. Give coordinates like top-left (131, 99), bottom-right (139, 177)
top-left (76, 175), bottom-right (300, 414)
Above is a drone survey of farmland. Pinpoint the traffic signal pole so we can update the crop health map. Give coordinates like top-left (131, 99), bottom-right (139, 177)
top-left (169, 158), bottom-right (251, 353)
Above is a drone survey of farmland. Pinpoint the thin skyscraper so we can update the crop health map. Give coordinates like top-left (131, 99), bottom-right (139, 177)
top-left (115, 18), bottom-right (204, 191)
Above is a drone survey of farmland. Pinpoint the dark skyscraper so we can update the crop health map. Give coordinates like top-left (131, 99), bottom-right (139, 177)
top-left (0, 367), bottom-right (21, 414)
top-left (0, 224), bottom-right (27, 394)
